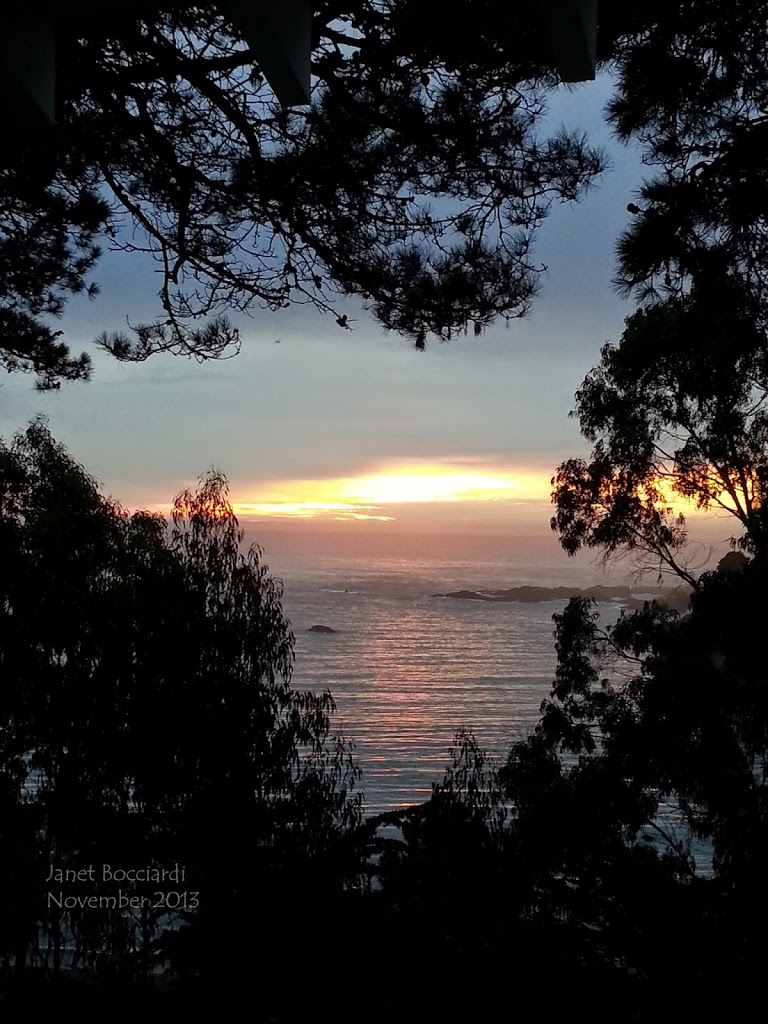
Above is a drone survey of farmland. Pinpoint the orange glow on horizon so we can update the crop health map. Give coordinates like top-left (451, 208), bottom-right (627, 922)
top-left (640, 474), bottom-right (738, 519)
top-left (231, 501), bottom-right (394, 522)
top-left (140, 460), bottom-right (723, 528)
top-left (227, 461), bottom-right (551, 523)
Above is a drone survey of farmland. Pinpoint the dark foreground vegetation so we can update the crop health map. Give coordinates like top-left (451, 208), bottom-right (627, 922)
top-left (1, 408), bottom-right (767, 1020)
top-left (3, 1), bottom-right (768, 1019)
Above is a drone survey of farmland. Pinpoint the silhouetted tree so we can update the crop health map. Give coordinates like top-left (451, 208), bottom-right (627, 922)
top-left (0, 418), bottom-right (361, 980)
top-left (551, 288), bottom-right (768, 582)
top-left (1, 1), bottom-right (611, 390)
top-left (514, 4), bottom-right (768, 983)
top-left (370, 730), bottom-right (509, 954)
top-left (606, 1), bottom-right (768, 314)
top-left (548, 1), bottom-right (768, 578)
top-left (513, 162), bottom-right (768, 988)
top-left (500, 550), bottom-right (768, 998)
top-left (7, 3), bottom-right (768, 390)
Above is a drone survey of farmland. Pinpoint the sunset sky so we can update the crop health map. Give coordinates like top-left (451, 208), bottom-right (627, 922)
top-left (0, 75), bottom-right (731, 545)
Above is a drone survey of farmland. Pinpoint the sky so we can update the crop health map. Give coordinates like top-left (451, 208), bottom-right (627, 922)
top-left (0, 73), bottom-right (735, 552)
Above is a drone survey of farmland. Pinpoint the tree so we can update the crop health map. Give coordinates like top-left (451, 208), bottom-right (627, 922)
top-left (0, 418), bottom-right (362, 979)
top-left (607, 0), bottom-right (768, 316)
top-left (512, 6), bottom-right (768, 989)
top-left (550, 286), bottom-right (768, 583)
top-left (8, 3), bottom-right (768, 391)
top-left (1, 2), bottom-right (611, 389)
top-left (498, 552), bottom-right (768, 999)
top-left (549, 0), bottom-right (768, 581)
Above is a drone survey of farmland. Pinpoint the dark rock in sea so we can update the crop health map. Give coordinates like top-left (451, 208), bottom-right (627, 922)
top-left (308, 624), bottom-right (337, 633)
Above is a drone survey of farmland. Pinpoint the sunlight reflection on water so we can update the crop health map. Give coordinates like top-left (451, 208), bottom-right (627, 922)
top-left (266, 548), bottom-right (627, 815)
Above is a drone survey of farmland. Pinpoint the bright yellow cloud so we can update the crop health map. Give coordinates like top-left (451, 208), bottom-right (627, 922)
top-left (228, 461), bottom-right (551, 523)
top-left (231, 501), bottom-right (393, 522)
top-left (339, 471), bottom-right (522, 504)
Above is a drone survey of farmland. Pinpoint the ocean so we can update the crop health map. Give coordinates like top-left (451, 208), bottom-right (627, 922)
top-left (255, 531), bottom-right (633, 815)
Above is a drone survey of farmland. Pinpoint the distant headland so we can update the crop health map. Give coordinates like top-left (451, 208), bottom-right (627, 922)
top-left (433, 584), bottom-right (692, 614)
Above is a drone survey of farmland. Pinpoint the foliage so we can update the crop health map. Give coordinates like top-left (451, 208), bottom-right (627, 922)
top-left (527, 7), bottom-right (768, 978)
top-left (607, 0), bottom-right (768, 311)
top-left (6, 2), bottom-right (768, 394)
top-left (500, 551), bottom-right (768, 986)
top-left (551, 287), bottom-right (768, 580)
top-left (0, 418), bottom-right (361, 978)
top-left (1, 1), bottom-right (608, 389)
top-left (543, 10), bottom-right (768, 955)
top-left (355, 729), bottom-right (515, 965)
top-left (0, 145), bottom-right (104, 390)
top-left (381, 728), bottom-right (507, 883)
top-left (546, 1), bottom-right (768, 577)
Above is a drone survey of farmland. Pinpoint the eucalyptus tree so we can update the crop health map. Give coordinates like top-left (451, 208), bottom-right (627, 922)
top-left (551, 286), bottom-right (768, 582)
top-left (510, 4), bottom-right (768, 985)
top-left (0, 418), bottom-right (361, 977)
top-left (551, 0), bottom-right (768, 580)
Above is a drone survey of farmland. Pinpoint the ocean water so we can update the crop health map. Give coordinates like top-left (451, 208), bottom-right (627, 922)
top-left (258, 533), bottom-right (630, 815)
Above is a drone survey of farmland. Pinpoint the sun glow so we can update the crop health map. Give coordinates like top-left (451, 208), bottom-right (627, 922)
top-left (641, 473), bottom-right (740, 519)
top-left (339, 471), bottom-right (522, 504)
top-left (229, 461), bottom-right (551, 524)
top-left (232, 501), bottom-right (394, 522)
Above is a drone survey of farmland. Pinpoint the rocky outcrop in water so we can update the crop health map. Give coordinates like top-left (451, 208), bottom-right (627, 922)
top-left (433, 585), bottom-right (632, 603)
top-left (308, 624), bottom-right (337, 633)
top-left (433, 584), bottom-right (692, 612)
